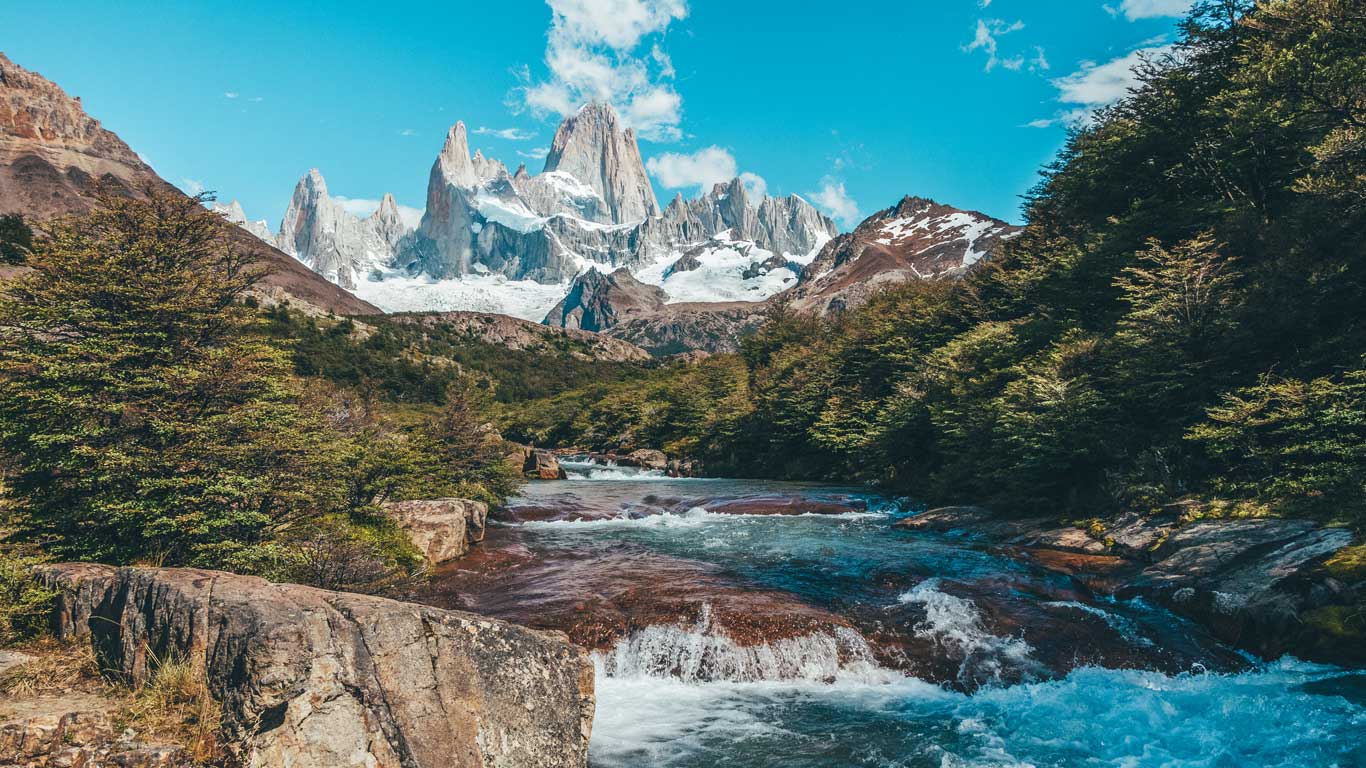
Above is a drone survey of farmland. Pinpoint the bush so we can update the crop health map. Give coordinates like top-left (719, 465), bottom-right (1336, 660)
top-left (0, 553), bottom-right (56, 646)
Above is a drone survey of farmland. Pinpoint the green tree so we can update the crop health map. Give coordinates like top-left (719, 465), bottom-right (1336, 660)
top-left (0, 192), bottom-right (331, 566)
top-left (1188, 367), bottom-right (1366, 523)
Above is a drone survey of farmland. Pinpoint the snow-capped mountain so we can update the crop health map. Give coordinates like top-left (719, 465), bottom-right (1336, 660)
top-left (275, 170), bottom-right (408, 290)
top-left (785, 196), bottom-right (1022, 315)
top-left (248, 102), bottom-right (837, 320)
top-left (210, 200), bottom-right (273, 243)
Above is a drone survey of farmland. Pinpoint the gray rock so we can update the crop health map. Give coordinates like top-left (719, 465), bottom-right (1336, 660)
top-left (384, 498), bottom-right (489, 564)
top-left (542, 103), bottom-right (658, 225)
top-left (37, 564), bottom-right (594, 768)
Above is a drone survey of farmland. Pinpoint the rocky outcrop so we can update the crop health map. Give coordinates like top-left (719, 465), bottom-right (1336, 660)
top-left (37, 564), bottom-right (595, 768)
top-left (387, 311), bottom-right (651, 362)
top-left (524, 450), bottom-right (567, 480)
top-left (276, 170), bottom-right (410, 290)
top-left (385, 498), bottom-right (489, 564)
top-left (895, 507), bottom-right (1361, 666)
top-left (542, 103), bottom-right (658, 225)
top-left (601, 301), bottom-right (768, 355)
top-left (543, 267), bottom-right (666, 332)
top-left (0, 53), bottom-right (379, 316)
top-left (783, 196), bottom-right (1020, 315)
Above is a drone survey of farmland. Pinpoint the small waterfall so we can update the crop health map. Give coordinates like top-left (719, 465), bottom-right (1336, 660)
top-left (899, 579), bottom-right (1039, 685)
top-left (597, 604), bottom-right (897, 684)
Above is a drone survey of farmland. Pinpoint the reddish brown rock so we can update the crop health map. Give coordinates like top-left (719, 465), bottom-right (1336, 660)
top-left (0, 53), bottom-right (377, 316)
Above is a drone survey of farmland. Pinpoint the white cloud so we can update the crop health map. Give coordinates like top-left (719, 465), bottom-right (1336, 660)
top-left (808, 177), bottom-right (860, 228)
top-left (473, 126), bottom-right (537, 140)
top-left (1105, 0), bottom-right (1194, 21)
top-left (249, 96), bottom-right (264, 103)
top-left (399, 128), bottom-right (417, 136)
top-left (963, 18), bottom-right (1025, 72)
top-left (334, 196), bottom-right (426, 229)
top-left (646, 146), bottom-right (737, 192)
top-left (516, 0), bottom-right (688, 142)
top-left (739, 172), bottom-right (768, 202)
top-left (223, 91), bottom-right (239, 99)
top-left (1053, 46), bottom-right (1167, 108)
top-left (180, 178), bottom-right (205, 195)
top-left (518, 147), bottom-right (551, 160)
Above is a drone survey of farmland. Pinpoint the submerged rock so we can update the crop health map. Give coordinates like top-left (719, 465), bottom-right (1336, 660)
top-left (37, 564), bottom-right (595, 768)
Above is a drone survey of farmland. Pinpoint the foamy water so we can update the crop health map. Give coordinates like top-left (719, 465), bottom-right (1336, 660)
top-left (458, 474), bottom-right (1366, 766)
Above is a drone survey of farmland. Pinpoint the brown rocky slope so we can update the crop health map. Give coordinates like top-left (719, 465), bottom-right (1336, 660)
top-left (0, 51), bottom-right (377, 316)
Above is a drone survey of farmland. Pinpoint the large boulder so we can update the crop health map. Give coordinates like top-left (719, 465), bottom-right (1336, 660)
top-left (624, 449), bottom-right (667, 471)
top-left (385, 498), bottom-right (489, 564)
top-left (524, 450), bottom-right (567, 480)
top-left (36, 564), bottom-right (595, 768)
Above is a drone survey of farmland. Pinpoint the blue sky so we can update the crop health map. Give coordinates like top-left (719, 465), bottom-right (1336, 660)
top-left (2, 0), bottom-right (1193, 229)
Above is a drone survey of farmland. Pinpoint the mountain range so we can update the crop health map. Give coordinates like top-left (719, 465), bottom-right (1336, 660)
top-left (0, 51), bottom-right (1020, 354)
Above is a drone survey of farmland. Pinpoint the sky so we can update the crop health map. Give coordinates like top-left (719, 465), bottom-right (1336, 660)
top-left (2, 0), bottom-right (1195, 230)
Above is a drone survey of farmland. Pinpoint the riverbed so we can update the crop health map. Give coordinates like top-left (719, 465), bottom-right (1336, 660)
top-left (417, 461), bottom-right (1366, 767)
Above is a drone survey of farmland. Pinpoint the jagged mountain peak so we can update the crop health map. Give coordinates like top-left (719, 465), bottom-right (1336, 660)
top-left (435, 121), bottom-right (478, 188)
top-left (543, 101), bottom-right (658, 224)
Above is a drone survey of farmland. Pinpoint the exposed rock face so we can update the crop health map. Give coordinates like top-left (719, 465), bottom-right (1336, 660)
top-left (543, 267), bottom-right (666, 332)
top-left (385, 498), bottom-right (489, 564)
top-left (601, 301), bottom-right (767, 355)
top-left (542, 103), bottom-right (658, 224)
top-left (784, 196), bottom-right (1021, 315)
top-left (276, 170), bottom-right (408, 290)
top-left (0, 53), bottom-right (379, 316)
top-left (37, 564), bottom-right (595, 768)
top-left (387, 311), bottom-right (651, 362)
top-left (653, 178), bottom-right (836, 258)
top-left (1125, 519), bottom-right (1358, 661)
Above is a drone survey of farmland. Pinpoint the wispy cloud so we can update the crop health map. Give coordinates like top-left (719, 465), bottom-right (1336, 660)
top-left (1027, 44), bottom-right (1171, 128)
top-left (514, 0), bottom-right (688, 142)
top-left (473, 126), bottom-right (537, 140)
top-left (647, 146), bottom-right (735, 191)
top-left (1104, 0), bottom-right (1194, 21)
top-left (808, 177), bottom-right (860, 228)
top-left (399, 128), bottom-right (418, 137)
top-left (223, 91), bottom-right (239, 99)
top-left (963, 18), bottom-right (1025, 72)
top-left (518, 147), bottom-right (551, 160)
top-left (180, 178), bottom-right (205, 195)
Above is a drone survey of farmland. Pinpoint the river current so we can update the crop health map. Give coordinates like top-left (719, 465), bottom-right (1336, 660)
top-left (418, 460), bottom-right (1366, 767)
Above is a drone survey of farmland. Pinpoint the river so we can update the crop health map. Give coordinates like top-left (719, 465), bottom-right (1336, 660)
top-left (416, 460), bottom-right (1366, 767)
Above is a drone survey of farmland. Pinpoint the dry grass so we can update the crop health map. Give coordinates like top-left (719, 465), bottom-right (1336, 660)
top-left (118, 654), bottom-right (222, 764)
top-left (0, 636), bottom-right (102, 697)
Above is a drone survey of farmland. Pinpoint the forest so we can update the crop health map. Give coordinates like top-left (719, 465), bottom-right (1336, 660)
top-left (501, 0), bottom-right (1366, 528)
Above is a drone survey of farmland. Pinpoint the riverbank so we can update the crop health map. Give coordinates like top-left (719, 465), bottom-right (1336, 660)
top-left (413, 468), bottom-right (1365, 766)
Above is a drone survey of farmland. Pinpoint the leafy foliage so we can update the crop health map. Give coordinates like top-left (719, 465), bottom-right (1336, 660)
top-left (0, 192), bottom-right (520, 588)
top-left (499, 0), bottom-right (1366, 528)
top-left (0, 213), bottom-right (31, 265)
